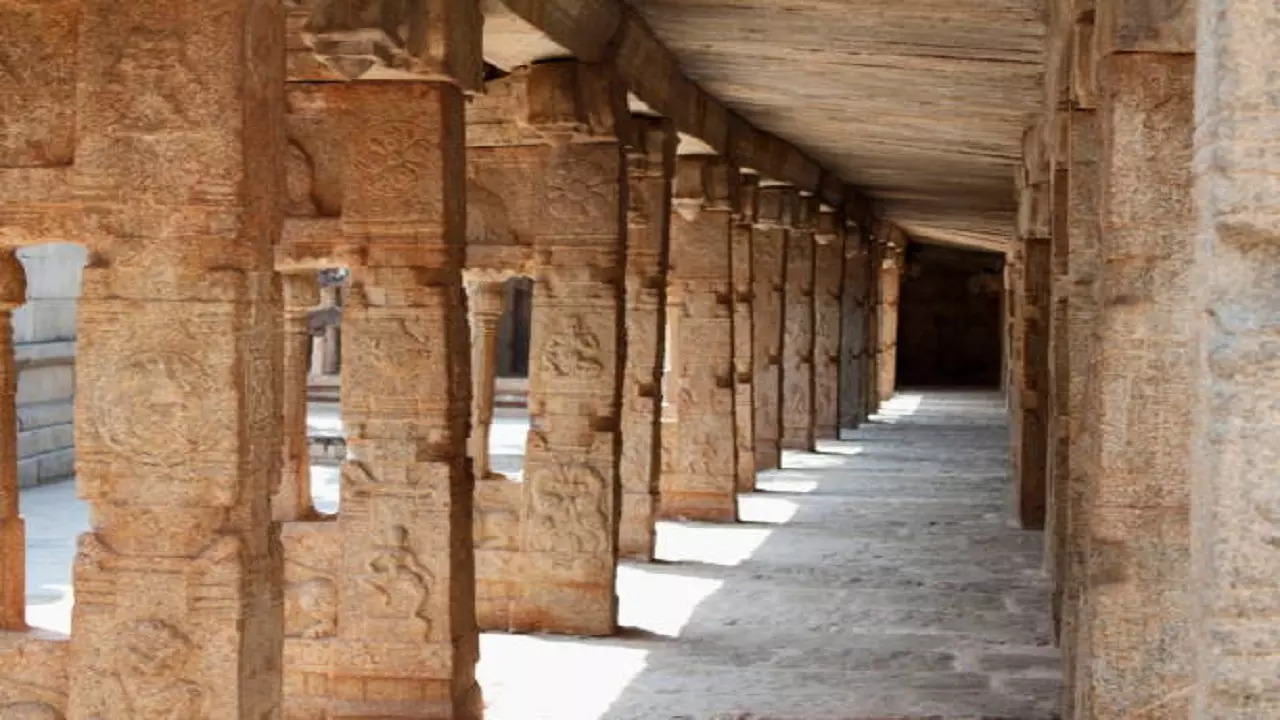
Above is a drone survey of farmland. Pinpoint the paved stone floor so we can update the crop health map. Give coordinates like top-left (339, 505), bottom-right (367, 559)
top-left (22, 390), bottom-right (1060, 719)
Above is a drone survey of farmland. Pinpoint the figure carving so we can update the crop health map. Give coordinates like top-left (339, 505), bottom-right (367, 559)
top-left (528, 464), bottom-right (609, 553)
top-left (112, 29), bottom-right (199, 132)
top-left (112, 620), bottom-right (207, 720)
top-left (285, 576), bottom-right (338, 639)
top-left (95, 349), bottom-right (212, 464)
top-left (542, 316), bottom-right (604, 378)
top-left (357, 525), bottom-right (434, 636)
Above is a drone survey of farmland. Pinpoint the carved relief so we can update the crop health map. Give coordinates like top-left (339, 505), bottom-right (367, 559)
top-left (113, 620), bottom-right (208, 719)
top-left (285, 570), bottom-right (337, 639)
top-left (110, 28), bottom-right (201, 133)
top-left (542, 316), bottom-right (604, 379)
top-left (527, 464), bottom-right (609, 554)
top-left (357, 525), bottom-right (433, 637)
top-left (93, 349), bottom-right (215, 465)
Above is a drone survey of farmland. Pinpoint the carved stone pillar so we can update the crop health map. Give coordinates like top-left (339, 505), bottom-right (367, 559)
top-left (468, 280), bottom-right (505, 482)
top-left (467, 62), bottom-right (630, 635)
top-left (865, 234), bottom-right (883, 417)
top-left (275, 3), bottom-right (485, 715)
top-left (731, 175), bottom-right (758, 491)
top-left (1075, 6), bottom-right (1194, 714)
top-left (275, 273), bottom-right (322, 523)
top-left (0, 253), bottom-right (25, 632)
top-left (1192, 1), bottom-right (1280, 713)
top-left (780, 195), bottom-right (818, 451)
top-left (875, 230), bottom-right (904, 403)
top-left (750, 185), bottom-right (794, 470)
top-left (812, 208), bottom-right (844, 440)
top-left (60, 3), bottom-right (287, 716)
top-left (838, 215), bottom-right (869, 430)
top-left (660, 156), bottom-right (739, 522)
top-left (619, 116), bottom-right (675, 560)
top-left (1013, 124), bottom-right (1052, 531)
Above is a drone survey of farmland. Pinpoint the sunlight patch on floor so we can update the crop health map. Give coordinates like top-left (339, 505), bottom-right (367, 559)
top-left (477, 634), bottom-right (649, 720)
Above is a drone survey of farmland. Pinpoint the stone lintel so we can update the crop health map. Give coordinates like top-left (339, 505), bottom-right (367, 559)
top-left (467, 62), bottom-right (632, 147)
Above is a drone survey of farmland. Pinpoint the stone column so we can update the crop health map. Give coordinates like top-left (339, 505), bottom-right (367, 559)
top-left (750, 185), bottom-right (793, 471)
top-left (0, 253), bottom-right (25, 632)
top-left (838, 215), bottom-right (869, 430)
top-left (64, 3), bottom-right (287, 716)
top-left (780, 195), bottom-right (818, 451)
top-left (1192, 0), bottom-right (1280, 714)
top-left (731, 175), bottom-right (758, 491)
top-left (276, 4), bottom-right (485, 715)
top-left (1013, 124), bottom-right (1053, 531)
top-left (812, 208), bottom-right (844, 440)
top-left (876, 230), bottom-right (904, 403)
top-left (274, 273), bottom-right (321, 522)
top-left (1075, 4), bottom-right (1195, 714)
top-left (865, 234), bottom-right (883, 417)
top-left (661, 155), bottom-right (739, 522)
top-left (618, 116), bottom-right (674, 561)
top-left (468, 280), bottom-right (505, 482)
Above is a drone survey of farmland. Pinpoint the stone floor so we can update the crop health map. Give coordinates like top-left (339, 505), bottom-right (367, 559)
top-left (21, 390), bottom-right (1060, 719)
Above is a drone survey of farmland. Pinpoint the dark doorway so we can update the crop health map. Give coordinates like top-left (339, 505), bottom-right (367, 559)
top-left (896, 242), bottom-right (1004, 387)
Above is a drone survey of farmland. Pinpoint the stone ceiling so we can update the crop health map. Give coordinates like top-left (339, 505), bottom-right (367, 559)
top-left (482, 0), bottom-right (1047, 252)
top-left (626, 0), bottom-right (1046, 252)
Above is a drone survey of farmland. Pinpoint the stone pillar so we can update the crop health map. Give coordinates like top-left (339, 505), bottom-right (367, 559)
top-left (1075, 4), bottom-right (1195, 714)
top-left (750, 185), bottom-right (793, 471)
top-left (876, 230), bottom-right (904, 403)
top-left (1013, 124), bottom-right (1053, 531)
top-left (276, 3), bottom-right (485, 715)
top-left (780, 195), bottom-right (818, 451)
top-left (63, 2), bottom-right (287, 716)
top-left (275, 273), bottom-right (321, 522)
top-left (838, 215), bottom-right (869, 430)
top-left (0, 253), bottom-right (25, 632)
top-left (661, 156), bottom-right (739, 522)
top-left (812, 208), bottom-right (844, 440)
top-left (865, 234), bottom-right (883, 416)
top-left (1192, 0), bottom-right (1280, 714)
top-left (618, 116), bottom-right (674, 560)
top-left (468, 280), bottom-right (505, 482)
top-left (731, 175), bottom-right (758, 491)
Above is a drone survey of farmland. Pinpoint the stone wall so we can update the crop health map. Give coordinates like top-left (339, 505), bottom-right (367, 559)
top-left (896, 243), bottom-right (1003, 388)
top-left (13, 244), bottom-right (85, 488)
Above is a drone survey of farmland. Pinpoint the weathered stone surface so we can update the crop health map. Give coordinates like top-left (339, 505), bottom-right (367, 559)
top-left (618, 115), bottom-right (674, 560)
top-left (780, 195), bottom-right (818, 451)
top-left (730, 175), bottom-right (757, 491)
top-left (0, 253), bottom-right (26, 632)
top-left (275, 273), bottom-right (322, 523)
top-left (660, 155), bottom-right (738, 522)
top-left (467, 280), bottom-right (505, 484)
top-left (1191, 1), bottom-right (1280, 715)
top-left (812, 210), bottom-right (844, 440)
top-left (837, 216), bottom-right (871, 431)
top-left (876, 228), bottom-right (905, 403)
top-left (1077, 51), bottom-right (1195, 719)
top-left (750, 186), bottom-right (793, 471)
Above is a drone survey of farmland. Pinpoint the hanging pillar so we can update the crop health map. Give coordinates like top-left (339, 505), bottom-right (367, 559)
top-left (1013, 122), bottom-right (1052, 531)
top-left (750, 185), bottom-right (793, 471)
top-left (660, 155), bottom-right (739, 522)
top-left (58, 2), bottom-right (287, 715)
top-left (0, 254), bottom-right (24, 632)
top-left (274, 4), bottom-right (485, 715)
top-left (812, 207), bottom-right (844, 440)
top-left (838, 211), bottom-right (870, 431)
top-left (275, 273), bottom-right (321, 522)
top-left (618, 116), bottom-right (675, 561)
top-left (1192, 0), bottom-right (1280, 714)
top-left (731, 174), bottom-right (758, 491)
top-left (467, 62), bottom-right (629, 635)
top-left (468, 280), bottom-right (505, 482)
top-left (1074, 3), bottom-right (1195, 714)
top-left (780, 195), bottom-right (818, 451)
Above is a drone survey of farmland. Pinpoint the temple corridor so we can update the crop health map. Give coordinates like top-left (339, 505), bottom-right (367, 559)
top-left (22, 392), bottom-right (1058, 719)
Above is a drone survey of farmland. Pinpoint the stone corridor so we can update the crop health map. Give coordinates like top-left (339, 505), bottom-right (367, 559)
top-left (22, 392), bottom-right (1059, 719)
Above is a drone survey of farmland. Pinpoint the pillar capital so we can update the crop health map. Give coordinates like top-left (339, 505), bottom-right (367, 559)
top-left (625, 114), bottom-right (677, 177)
top-left (672, 154), bottom-right (738, 217)
top-left (791, 193), bottom-right (819, 231)
top-left (735, 172), bottom-right (760, 223)
top-left (469, 61), bottom-right (632, 147)
top-left (814, 207), bottom-right (841, 245)
top-left (753, 184), bottom-right (797, 229)
top-left (302, 0), bottom-right (483, 88)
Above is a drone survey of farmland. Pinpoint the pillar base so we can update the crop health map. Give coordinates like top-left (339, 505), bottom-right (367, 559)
top-left (754, 444), bottom-right (781, 471)
top-left (618, 492), bottom-right (657, 561)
